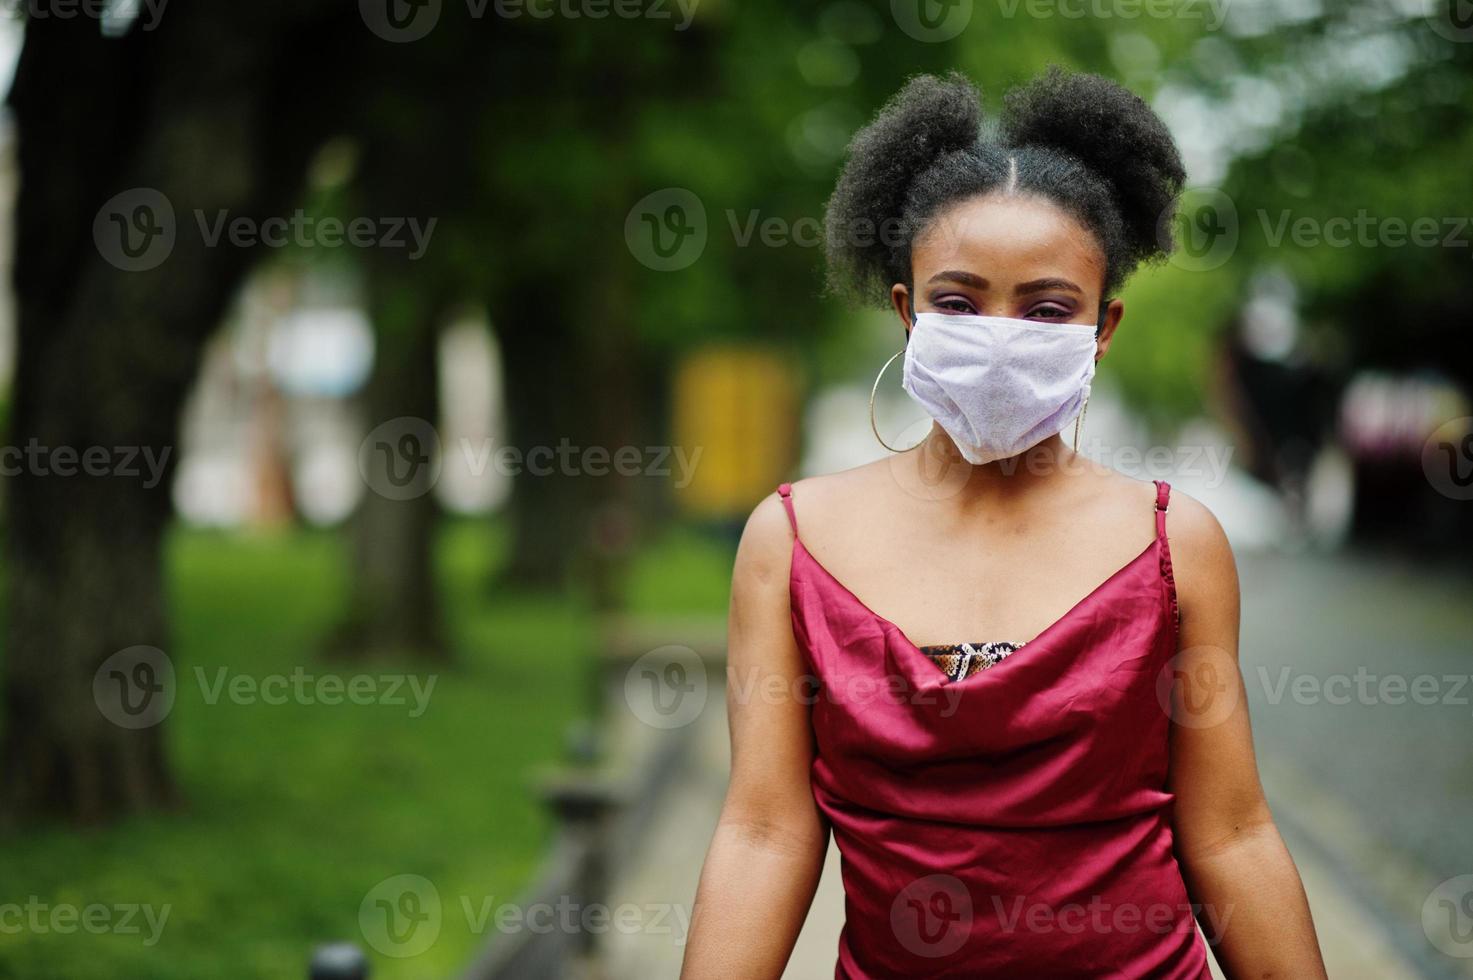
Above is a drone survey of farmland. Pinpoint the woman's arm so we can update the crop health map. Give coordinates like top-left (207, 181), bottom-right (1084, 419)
top-left (680, 491), bottom-right (829, 979)
top-left (1165, 493), bottom-right (1328, 979)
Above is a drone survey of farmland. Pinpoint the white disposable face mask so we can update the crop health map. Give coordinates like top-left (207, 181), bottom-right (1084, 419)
top-left (901, 312), bottom-right (1097, 465)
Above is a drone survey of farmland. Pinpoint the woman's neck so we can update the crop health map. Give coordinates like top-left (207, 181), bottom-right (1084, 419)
top-left (904, 423), bottom-right (1088, 505)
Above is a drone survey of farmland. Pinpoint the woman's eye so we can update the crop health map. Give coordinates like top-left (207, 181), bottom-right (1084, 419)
top-left (1026, 304), bottom-right (1071, 319)
top-left (933, 298), bottom-right (975, 314)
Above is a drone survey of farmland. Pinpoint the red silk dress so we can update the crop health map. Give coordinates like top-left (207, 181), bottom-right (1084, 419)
top-left (776, 479), bottom-right (1211, 979)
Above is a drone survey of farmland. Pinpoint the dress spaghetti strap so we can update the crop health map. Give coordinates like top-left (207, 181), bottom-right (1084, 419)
top-left (776, 482), bottom-right (799, 537)
top-left (1153, 479), bottom-right (1171, 538)
top-left (1152, 480), bottom-right (1179, 629)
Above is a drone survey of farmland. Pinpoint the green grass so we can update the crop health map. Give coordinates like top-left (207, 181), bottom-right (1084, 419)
top-left (0, 519), bottom-right (591, 979)
top-left (619, 521), bottom-right (737, 616)
top-left (0, 516), bottom-right (737, 980)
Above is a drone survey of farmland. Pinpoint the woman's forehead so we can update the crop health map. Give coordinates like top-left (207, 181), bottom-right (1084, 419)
top-left (912, 194), bottom-right (1106, 286)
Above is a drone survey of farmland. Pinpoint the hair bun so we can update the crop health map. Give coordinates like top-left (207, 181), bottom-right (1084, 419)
top-left (824, 72), bottom-right (983, 302)
top-left (1002, 66), bottom-right (1185, 265)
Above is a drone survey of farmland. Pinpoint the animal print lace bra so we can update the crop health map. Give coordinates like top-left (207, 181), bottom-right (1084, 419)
top-left (917, 640), bottom-right (1025, 682)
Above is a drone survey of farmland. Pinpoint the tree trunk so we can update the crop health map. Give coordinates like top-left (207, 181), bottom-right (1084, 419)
top-left (0, 4), bottom-right (363, 825)
top-left (328, 269), bottom-right (449, 663)
top-left (491, 288), bottom-right (600, 593)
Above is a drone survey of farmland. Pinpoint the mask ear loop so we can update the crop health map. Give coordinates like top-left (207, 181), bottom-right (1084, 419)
top-left (1075, 301), bottom-right (1108, 453)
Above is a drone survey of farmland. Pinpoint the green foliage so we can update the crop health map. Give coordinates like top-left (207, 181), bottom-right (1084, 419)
top-left (1107, 261), bottom-right (1239, 423)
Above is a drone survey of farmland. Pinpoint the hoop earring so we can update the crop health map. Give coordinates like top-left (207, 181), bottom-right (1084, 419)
top-left (1072, 394), bottom-right (1090, 453)
top-left (869, 348), bottom-right (926, 453)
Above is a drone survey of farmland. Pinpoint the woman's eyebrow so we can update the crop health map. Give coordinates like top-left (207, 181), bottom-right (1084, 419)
top-left (926, 270), bottom-right (989, 289)
top-left (1013, 277), bottom-right (1082, 295)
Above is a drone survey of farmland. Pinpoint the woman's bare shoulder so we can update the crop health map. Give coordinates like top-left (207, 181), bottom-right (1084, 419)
top-left (734, 465), bottom-right (878, 582)
top-left (780, 460), bottom-right (900, 538)
top-left (1159, 485), bottom-right (1238, 606)
top-left (1082, 468), bottom-right (1239, 621)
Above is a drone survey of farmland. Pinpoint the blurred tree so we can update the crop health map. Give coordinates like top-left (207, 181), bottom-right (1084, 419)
top-left (329, 254), bottom-right (452, 663)
top-left (0, 4), bottom-right (365, 822)
top-left (1215, 9), bottom-right (1473, 544)
top-left (322, 34), bottom-right (486, 663)
top-left (473, 15), bottom-right (720, 595)
top-left (1223, 15), bottom-right (1473, 392)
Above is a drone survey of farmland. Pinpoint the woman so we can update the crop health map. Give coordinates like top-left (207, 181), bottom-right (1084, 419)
top-left (680, 68), bottom-right (1328, 979)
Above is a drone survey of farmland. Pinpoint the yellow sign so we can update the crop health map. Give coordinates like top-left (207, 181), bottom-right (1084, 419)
top-left (671, 345), bottom-right (801, 518)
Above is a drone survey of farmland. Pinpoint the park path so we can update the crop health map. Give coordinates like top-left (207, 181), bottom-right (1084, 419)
top-left (601, 548), bottom-right (1468, 978)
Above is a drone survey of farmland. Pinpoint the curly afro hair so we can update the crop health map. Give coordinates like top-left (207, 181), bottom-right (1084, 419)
top-left (823, 66), bottom-right (1186, 306)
